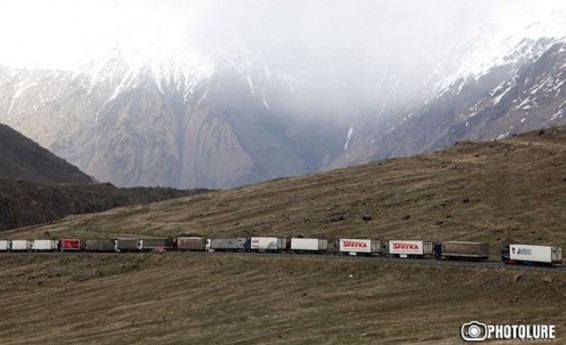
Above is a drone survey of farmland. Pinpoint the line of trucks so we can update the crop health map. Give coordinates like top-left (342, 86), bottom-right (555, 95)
top-left (0, 237), bottom-right (562, 266)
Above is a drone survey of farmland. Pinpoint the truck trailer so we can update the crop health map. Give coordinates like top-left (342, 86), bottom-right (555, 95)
top-left (84, 239), bottom-right (117, 252)
top-left (434, 241), bottom-right (489, 261)
top-left (387, 240), bottom-right (433, 258)
top-left (175, 237), bottom-right (208, 251)
top-left (139, 238), bottom-right (173, 251)
top-left (115, 239), bottom-right (141, 252)
top-left (209, 238), bottom-right (247, 252)
top-left (31, 239), bottom-right (59, 251)
top-left (502, 244), bottom-right (562, 266)
top-left (11, 240), bottom-right (31, 251)
top-left (249, 237), bottom-right (287, 252)
top-left (0, 240), bottom-right (10, 251)
top-left (337, 239), bottom-right (381, 256)
top-left (290, 238), bottom-right (328, 254)
top-left (60, 239), bottom-right (82, 251)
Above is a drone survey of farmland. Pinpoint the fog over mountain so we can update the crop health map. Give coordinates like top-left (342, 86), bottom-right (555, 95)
top-left (0, 0), bottom-right (565, 188)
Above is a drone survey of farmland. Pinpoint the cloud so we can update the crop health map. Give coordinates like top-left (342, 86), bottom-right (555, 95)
top-left (1, 0), bottom-right (563, 70)
top-left (0, 0), bottom-right (564, 116)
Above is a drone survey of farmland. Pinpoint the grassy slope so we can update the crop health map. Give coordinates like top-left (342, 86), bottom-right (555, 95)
top-left (5, 127), bottom-right (566, 257)
top-left (1, 126), bottom-right (565, 344)
top-left (0, 255), bottom-right (564, 345)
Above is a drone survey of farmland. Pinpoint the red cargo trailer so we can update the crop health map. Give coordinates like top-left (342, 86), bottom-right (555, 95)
top-left (60, 239), bottom-right (82, 251)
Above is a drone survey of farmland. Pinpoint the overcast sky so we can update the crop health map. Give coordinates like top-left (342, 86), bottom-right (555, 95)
top-left (0, 0), bottom-right (564, 70)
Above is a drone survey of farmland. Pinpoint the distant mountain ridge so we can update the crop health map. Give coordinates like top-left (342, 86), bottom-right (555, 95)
top-left (0, 123), bottom-right (94, 183)
top-left (0, 123), bottom-right (212, 231)
top-left (0, 178), bottom-right (210, 231)
top-left (327, 39), bottom-right (566, 168)
top-left (0, 19), bottom-right (565, 189)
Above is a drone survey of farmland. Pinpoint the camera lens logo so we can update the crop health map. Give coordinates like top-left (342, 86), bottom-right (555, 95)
top-left (461, 321), bottom-right (488, 342)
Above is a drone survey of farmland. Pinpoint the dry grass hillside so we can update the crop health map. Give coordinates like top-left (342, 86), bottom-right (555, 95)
top-left (2, 126), bottom-right (566, 344)
top-left (0, 254), bottom-right (564, 345)
top-left (7, 126), bottom-right (566, 254)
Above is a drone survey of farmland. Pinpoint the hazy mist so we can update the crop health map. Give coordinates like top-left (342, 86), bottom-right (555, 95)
top-left (1, 0), bottom-right (564, 116)
top-left (1, 0), bottom-right (560, 68)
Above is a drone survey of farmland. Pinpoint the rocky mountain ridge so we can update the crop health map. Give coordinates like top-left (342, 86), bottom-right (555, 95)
top-left (330, 38), bottom-right (566, 168)
top-left (0, 25), bottom-right (565, 189)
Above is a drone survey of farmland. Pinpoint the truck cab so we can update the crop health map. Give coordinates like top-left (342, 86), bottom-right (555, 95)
top-left (501, 244), bottom-right (510, 264)
top-left (433, 242), bottom-right (442, 260)
top-left (243, 238), bottom-right (252, 252)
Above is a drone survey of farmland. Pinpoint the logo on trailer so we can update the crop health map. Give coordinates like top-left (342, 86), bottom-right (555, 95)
top-left (393, 242), bottom-right (419, 250)
top-left (517, 248), bottom-right (532, 255)
top-left (343, 241), bottom-right (367, 248)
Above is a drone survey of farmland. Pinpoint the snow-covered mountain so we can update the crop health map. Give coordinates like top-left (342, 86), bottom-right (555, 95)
top-left (329, 25), bottom-right (566, 169)
top-left (0, 49), bottom-right (351, 188)
top-left (0, 12), bottom-right (565, 189)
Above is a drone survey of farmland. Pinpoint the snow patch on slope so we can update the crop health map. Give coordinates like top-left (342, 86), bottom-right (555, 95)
top-left (344, 124), bottom-right (354, 151)
top-left (432, 7), bottom-right (566, 93)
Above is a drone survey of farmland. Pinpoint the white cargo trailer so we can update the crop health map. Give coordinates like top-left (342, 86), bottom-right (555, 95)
top-left (250, 237), bottom-right (286, 251)
top-left (0, 240), bottom-right (9, 251)
top-left (31, 240), bottom-right (59, 251)
top-left (290, 238), bottom-right (327, 253)
top-left (338, 239), bottom-right (381, 256)
top-left (388, 240), bottom-right (433, 258)
top-left (508, 244), bottom-right (562, 265)
top-left (11, 240), bottom-right (31, 251)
